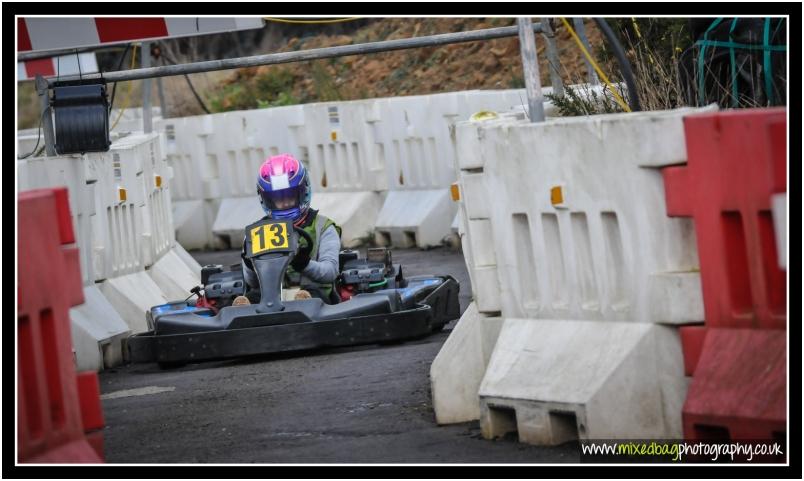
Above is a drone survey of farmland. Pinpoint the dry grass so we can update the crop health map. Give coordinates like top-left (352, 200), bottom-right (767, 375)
top-left (619, 23), bottom-right (763, 111)
top-left (545, 18), bottom-right (778, 116)
top-left (625, 30), bottom-right (687, 110)
top-left (544, 20), bottom-right (692, 115)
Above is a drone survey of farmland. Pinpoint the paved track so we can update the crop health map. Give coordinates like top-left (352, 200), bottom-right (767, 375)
top-left (99, 247), bottom-right (579, 463)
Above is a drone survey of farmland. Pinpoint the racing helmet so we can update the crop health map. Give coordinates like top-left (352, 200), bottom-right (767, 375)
top-left (256, 153), bottom-right (311, 221)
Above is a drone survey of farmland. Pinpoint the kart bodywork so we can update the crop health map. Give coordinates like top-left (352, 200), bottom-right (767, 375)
top-left (127, 219), bottom-right (459, 366)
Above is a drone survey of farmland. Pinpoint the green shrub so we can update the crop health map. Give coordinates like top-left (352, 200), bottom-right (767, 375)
top-left (311, 61), bottom-right (343, 101)
top-left (257, 91), bottom-right (299, 108)
top-left (255, 68), bottom-right (296, 94)
top-left (546, 84), bottom-right (625, 116)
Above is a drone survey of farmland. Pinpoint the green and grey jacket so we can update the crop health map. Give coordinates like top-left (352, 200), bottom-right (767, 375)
top-left (241, 210), bottom-right (342, 293)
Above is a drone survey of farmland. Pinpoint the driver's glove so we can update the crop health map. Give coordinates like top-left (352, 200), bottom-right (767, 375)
top-left (290, 246), bottom-right (311, 272)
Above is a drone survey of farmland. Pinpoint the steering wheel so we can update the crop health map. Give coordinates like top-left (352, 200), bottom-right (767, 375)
top-left (293, 225), bottom-right (314, 254)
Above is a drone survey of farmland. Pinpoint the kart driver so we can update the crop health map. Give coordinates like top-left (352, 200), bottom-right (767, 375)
top-left (234, 153), bottom-right (342, 305)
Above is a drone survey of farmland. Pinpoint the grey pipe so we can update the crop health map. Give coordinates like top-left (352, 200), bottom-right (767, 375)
top-left (47, 23), bottom-right (542, 86)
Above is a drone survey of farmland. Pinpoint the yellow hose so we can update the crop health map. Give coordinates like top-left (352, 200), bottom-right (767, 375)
top-left (110, 44), bottom-right (137, 131)
top-left (559, 17), bottom-right (632, 112)
top-left (263, 17), bottom-right (362, 25)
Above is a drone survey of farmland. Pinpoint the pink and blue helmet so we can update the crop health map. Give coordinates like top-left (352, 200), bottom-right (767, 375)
top-left (256, 153), bottom-right (311, 221)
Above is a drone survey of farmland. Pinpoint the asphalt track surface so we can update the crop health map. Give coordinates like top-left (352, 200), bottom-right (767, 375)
top-left (99, 247), bottom-right (579, 463)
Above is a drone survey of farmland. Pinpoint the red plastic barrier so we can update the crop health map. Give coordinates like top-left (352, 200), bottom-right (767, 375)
top-left (662, 109), bottom-right (788, 443)
top-left (663, 108), bottom-right (787, 330)
top-left (18, 188), bottom-right (102, 464)
top-left (679, 326), bottom-right (707, 376)
top-left (769, 118), bottom-right (786, 194)
top-left (77, 371), bottom-right (105, 460)
top-left (682, 328), bottom-right (786, 440)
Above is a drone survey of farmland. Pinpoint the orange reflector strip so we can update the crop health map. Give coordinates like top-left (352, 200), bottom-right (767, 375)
top-left (550, 186), bottom-right (563, 205)
top-left (450, 182), bottom-right (460, 201)
top-left (330, 131), bottom-right (338, 141)
top-left (155, 175), bottom-right (162, 188)
top-left (118, 187), bottom-right (127, 203)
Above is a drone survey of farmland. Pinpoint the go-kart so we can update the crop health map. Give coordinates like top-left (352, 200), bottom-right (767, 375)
top-left (126, 218), bottom-right (460, 367)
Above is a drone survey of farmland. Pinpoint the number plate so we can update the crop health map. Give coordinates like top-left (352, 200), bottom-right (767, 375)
top-left (244, 219), bottom-right (295, 257)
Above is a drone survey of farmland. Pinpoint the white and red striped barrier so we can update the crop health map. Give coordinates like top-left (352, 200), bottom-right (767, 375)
top-left (18, 52), bottom-right (98, 80)
top-left (18, 17), bottom-right (264, 53)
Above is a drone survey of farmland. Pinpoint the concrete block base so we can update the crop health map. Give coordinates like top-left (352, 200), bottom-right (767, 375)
top-left (173, 199), bottom-right (224, 250)
top-left (69, 286), bottom-right (131, 371)
top-left (211, 197), bottom-right (263, 249)
top-left (311, 191), bottom-right (382, 248)
top-left (478, 318), bottom-right (687, 444)
top-left (148, 248), bottom-right (202, 300)
top-left (430, 302), bottom-right (503, 424)
top-left (171, 243), bottom-right (202, 277)
top-left (98, 271), bottom-right (170, 333)
top-left (374, 189), bottom-right (457, 248)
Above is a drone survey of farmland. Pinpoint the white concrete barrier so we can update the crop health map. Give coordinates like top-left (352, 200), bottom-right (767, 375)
top-left (291, 101), bottom-right (386, 247)
top-left (432, 106), bottom-right (716, 443)
top-left (171, 241), bottom-right (203, 277)
top-left (158, 115), bottom-right (225, 250)
top-left (373, 189), bottom-right (456, 248)
top-left (211, 197), bottom-right (263, 248)
top-left (148, 247), bottom-right (203, 300)
top-left (86, 133), bottom-right (162, 279)
top-left (18, 131), bottom-right (199, 369)
top-left (153, 90), bottom-right (535, 249)
top-left (311, 191), bottom-right (383, 248)
top-left (430, 302), bottom-right (503, 424)
top-left (373, 90), bottom-right (526, 247)
top-left (451, 211), bottom-right (460, 235)
top-left (110, 132), bottom-right (174, 264)
top-left (458, 108), bottom-right (710, 322)
top-left (204, 111), bottom-right (257, 199)
top-left (19, 152), bottom-right (133, 370)
top-left (90, 133), bottom-right (198, 332)
top-left (69, 286), bottom-right (130, 371)
top-left (299, 101), bottom-right (385, 193)
top-left (19, 153), bottom-right (132, 372)
top-left (478, 319), bottom-right (687, 442)
top-left (98, 271), bottom-right (169, 333)
top-left (18, 154), bottom-right (96, 286)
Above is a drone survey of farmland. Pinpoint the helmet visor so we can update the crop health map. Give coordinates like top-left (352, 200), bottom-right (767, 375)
top-left (259, 184), bottom-right (304, 211)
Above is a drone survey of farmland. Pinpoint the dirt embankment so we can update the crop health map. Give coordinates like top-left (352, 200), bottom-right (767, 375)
top-left (208, 18), bottom-right (603, 113)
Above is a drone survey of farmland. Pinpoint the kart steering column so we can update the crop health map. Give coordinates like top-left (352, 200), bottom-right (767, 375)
top-left (250, 225), bottom-right (314, 314)
top-left (252, 253), bottom-right (291, 313)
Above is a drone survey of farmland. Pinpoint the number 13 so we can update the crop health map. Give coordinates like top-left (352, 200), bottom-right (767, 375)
top-left (251, 223), bottom-right (288, 254)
